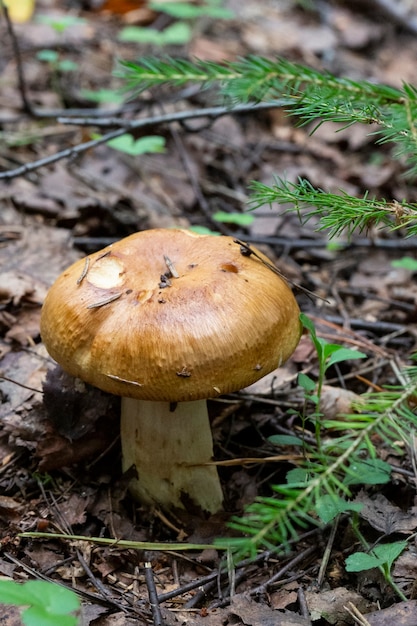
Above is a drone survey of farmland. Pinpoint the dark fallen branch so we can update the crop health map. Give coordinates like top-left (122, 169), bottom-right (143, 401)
top-left (0, 102), bottom-right (286, 180)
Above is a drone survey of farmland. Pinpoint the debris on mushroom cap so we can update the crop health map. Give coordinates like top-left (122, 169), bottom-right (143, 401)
top-left (40, 229), bottom-right (302, 402)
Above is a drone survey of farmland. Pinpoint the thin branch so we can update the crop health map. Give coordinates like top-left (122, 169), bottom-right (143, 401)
top-left (0, 102), bottom-right (285, 180)
top-left (57, 100), bottom-right (287, 127)
top-left (144, 561), bottom-right (164, 626)
top-left (1, 0), bottom-right (33, 114)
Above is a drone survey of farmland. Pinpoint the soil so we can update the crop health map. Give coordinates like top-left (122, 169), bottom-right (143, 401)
top-left (1, 1), bottom-right (417, 625)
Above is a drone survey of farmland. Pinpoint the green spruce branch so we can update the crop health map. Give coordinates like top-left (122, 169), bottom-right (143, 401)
top-left (249, 178), bottom-right (417, 239)
top-left (119, 56), bottom-right (417, 176)
top-left (218, 365), bottom-right (417, 559)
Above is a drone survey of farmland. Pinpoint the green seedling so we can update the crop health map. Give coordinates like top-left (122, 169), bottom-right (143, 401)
top-left (149, 0), bottom-right (234, 19)
top-left (391, 256), bottom-right (417, 271)
top-left (118, 22), bottom-right (192, 46)
top-left (346, 540), bottom-right (407, 600)
top-left (36, 49), bottom-right (78, 73)
top-left (0, 579), bottom-right (80, 626)
top-left (36, 14), bottom-right (87, 33)
top-left (118, 0), bottom-right (232, 48)
top-left (106, 134), bottom-right (166, 156)
top-left (212, 211), bottom-right (255, 227)
top-left (79, 88), bottom-right (124, 105)
top-left (300, 312), bottom-right (366, 446)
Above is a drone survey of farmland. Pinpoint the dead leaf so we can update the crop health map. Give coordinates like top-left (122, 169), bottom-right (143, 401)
top-left (319, 385), bottom-right (363, 421)
top-left (0, 605), bottom-right (23, 626)
top-left (305, 587), bottom-right (375, 624)
top-left (364, 600), bottom-right (417, 626)
top-left (354, 492), bottom-right (417, 535)
top-left (230, 593), bottom-right (311, 626)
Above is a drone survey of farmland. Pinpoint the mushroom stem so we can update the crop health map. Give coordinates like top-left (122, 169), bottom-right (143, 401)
top-left (120, 398), bottom-right (224, 514)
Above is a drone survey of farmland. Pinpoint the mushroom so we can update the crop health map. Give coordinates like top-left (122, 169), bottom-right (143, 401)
top-left (40, 229), bottom-right (301, 514)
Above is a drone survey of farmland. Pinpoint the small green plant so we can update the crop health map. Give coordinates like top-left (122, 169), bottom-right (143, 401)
top-left (391, 256), bottom-right (417, 271)
top-left (36, 49), bottom-right (78, 73)
top-left (79, 88), bottom-right (125, 105)
top-left (106, 133), bottom-right (166, 156)
top-left (118, 0), bottom-right (232, 47)
top-left (212, 211), bottom-right (255, 227)
top-left (0, 579), bottom-right (80, 626)
top-left (36, 14), bottom-right (87, 34)
top-left (299, 313), bottom-right (366, 446)
top-left (35, 14), bottom-right (86, 96)
top-left (346, 540), bottom-right (408, 601)
top-left (149, 0), bottom-right (234, 20)
top-left (118, 22), bottom-right (192, 47)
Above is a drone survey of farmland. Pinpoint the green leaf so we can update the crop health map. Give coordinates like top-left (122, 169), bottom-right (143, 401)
top-left (0, 580), bottom-right (40, 606)
top-left (326, 348), bottom-right (367, 368)
top-left (346, 541), bottom-right (407, 572)
top-left (23, 606), bottom-right (77, 626)
top-left (187, 225), bottom-right (221, 235)
top-left (345, 551), bottom-right (382, 572)
top-left (299, 312), bottom-right (316, 337)
top-left (345, 458), bottom-right (391, 486)
top-left (36, 14), bottom-right (87, 32)
top-left (372, 541), bottom-right (407, 570)
top-left (0, 580), bottom-right (80, 626)
top-left (213, 211), bottom-right (254, 226)
top-left (322, 342), bottom-right (347, 360)
top-left (150, 1), bottom-right (234, 19)
top-left (57, 59), bottom-right (78, 72)
top-left (298, 372), bottom-right (316, 393)
top-left (79, 89), bottom-right (124, 104)
top-left (286, 468), bottom-right (311, 485)
top-left (392, 256), bottom-right (417, 271)
top-left (36, 49), bottom-right (59, 63)
top-left (315, 494), bottom-right (362, 524)
top-left (268, 434), bottom-right (304, 446)
top-left (107, 134), bottom-right (165, 155)
top-left (24, 581), bottom-right (80, 615)
top-left (118, 23), bottom-right (192, 46)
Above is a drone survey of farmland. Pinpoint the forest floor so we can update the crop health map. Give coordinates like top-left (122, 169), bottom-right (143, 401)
top-left (2, 0), bottom-right (417, 624)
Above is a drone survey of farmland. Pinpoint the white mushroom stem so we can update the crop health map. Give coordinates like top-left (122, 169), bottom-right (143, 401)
top-left (120, 398), bottom-right (224, 514)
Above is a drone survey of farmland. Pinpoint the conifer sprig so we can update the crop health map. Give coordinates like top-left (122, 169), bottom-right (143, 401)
top-left (118, 56), bottom-right (417, 175)
top-left (249, 178), bottom-right (417, 238)
top-left (220, 371), bottom-right (417, 558)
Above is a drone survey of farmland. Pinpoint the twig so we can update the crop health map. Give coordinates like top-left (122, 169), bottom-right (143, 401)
top-left (0, 102), bottom-right (286, 180)
top-left (317, 514), bottom-right (340, 588)
top-left (321, 314), bottom-right (410, 335)
top-left (297, 587), bottom-right (312, 624)
top-left (0, 374), bottom-right (42, 394)
top-left (250, 545), bottom-right (317, 596)
top-left (144, 561), bottom-right (165, 626)
top-left (56, 101), bottom-right (289, 128)
top-left (157, 550), bottom-right (273, 604)
top-left (234, 238), bottom-right (326, 302)
top-left (344, 601), bottom-right (372, 626)
top-left (1, 2), bottom-right (33, 114)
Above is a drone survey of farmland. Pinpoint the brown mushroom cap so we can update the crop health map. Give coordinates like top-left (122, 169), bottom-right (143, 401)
top-left (41, 229), bottom-right (301, 402)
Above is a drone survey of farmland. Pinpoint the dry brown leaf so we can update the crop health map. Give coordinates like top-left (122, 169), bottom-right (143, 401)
top-left (365, 600), bottom-right (417, 626)
top-left (305, 587), bottom-right (375, 624)
top-left (230, 593), bottom-right (311, 626)
top-left (354, 492), bottom-right (417, 535)
top-left (319, 385), bottom-right (363, 421)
